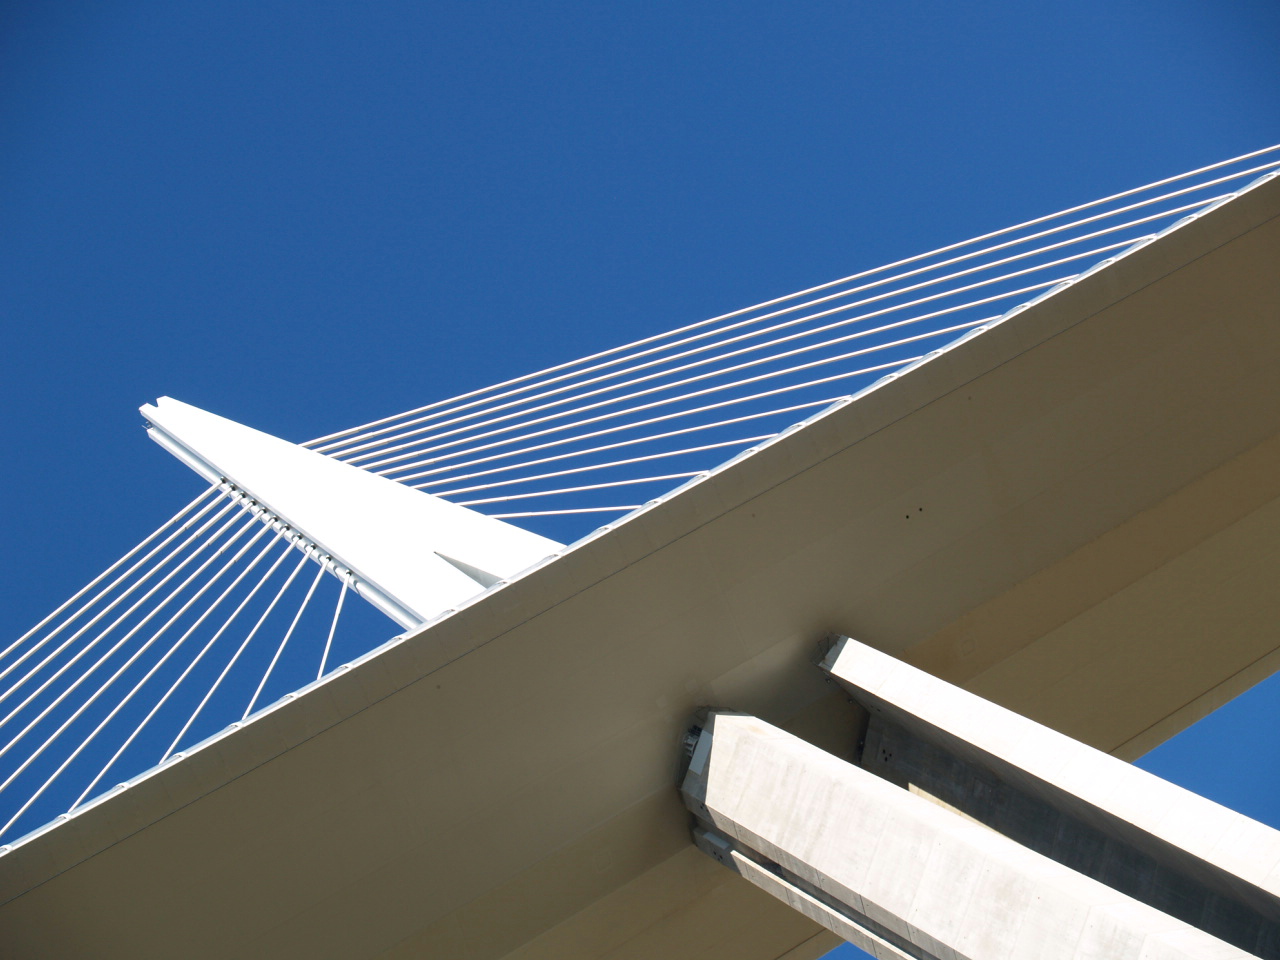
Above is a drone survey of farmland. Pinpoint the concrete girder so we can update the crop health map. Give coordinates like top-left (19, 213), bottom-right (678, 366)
top-left (678, 638), bottom-right (1280, 958)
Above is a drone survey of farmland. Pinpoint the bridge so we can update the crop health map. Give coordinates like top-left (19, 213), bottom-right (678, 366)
top-left (1, 146), bottom-right (1279, 958)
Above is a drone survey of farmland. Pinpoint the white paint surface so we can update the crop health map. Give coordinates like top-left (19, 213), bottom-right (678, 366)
top-left (142, 397), bottom-right (563, 628)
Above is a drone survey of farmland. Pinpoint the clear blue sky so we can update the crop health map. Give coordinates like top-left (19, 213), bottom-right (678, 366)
top-left (1, 3), bottom-right (1277, 955)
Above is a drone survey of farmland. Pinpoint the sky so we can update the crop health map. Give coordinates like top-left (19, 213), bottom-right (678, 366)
top-left (0, 2), bottom-right (1277, 956)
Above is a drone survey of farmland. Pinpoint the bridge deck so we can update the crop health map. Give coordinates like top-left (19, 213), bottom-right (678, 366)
top-left (1, 174), bottom-right (1278, 960)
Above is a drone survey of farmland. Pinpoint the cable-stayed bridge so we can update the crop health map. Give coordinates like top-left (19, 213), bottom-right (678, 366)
top-left (2, 145), bottom-right (1280, 960)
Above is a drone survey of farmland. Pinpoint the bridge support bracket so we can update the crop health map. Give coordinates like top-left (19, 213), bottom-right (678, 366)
top-left (679, 637), bottom-right (1280, 960)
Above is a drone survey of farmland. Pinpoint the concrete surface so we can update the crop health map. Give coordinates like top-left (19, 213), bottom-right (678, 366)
top-left (826, 636), bottom-right (1280, 956)
top-left (683, 712), bottom-right (1250, 960)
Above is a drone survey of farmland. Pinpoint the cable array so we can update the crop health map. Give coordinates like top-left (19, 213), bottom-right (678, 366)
top-left (0, 487), bottom-right (374, 846)
top-left (307, 146), bottom-right (1280, 538)
top-left (2, 144), bottom-right (1277, 850)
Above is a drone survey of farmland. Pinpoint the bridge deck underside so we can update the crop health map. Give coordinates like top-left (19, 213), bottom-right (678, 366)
top-left (2, 176), bottom-right (1279, 960)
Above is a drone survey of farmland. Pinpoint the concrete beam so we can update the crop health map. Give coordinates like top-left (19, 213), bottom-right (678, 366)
top-left (821, 637), bottom-right (1280, 956)
top-left (681, 711), bottom-right (1251, 960)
